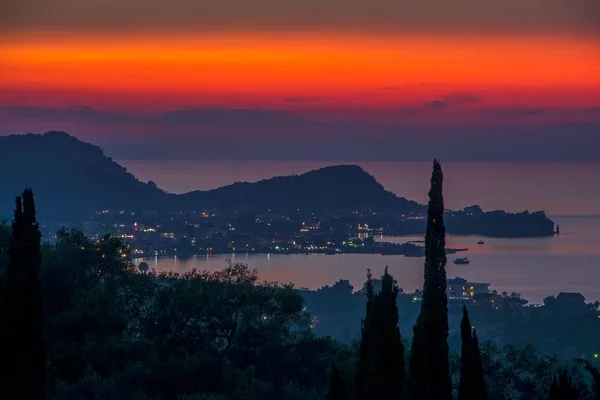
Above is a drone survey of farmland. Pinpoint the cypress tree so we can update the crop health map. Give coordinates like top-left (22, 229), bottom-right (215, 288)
top-left (355, 268), bottom-right (405, 400)
top-left (471, 330), bottom-right (487, 400)
top-left (355, 270), bottom-right (375, 400)
top-left (549, 370), bottom-right (579, 400)
top-left (408, 159), bottom-right (451, 400)
top-left (458, 307), bottom-right (486, 400)
top-left (458, 306), bottom-right (474, 400)
top-left (326, 362), bottom-right (348, 400)
top-left (0, 190), bottom-right (46, 399)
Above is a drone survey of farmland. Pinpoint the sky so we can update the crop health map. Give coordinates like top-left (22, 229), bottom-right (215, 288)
top-left (1, 0), bottom-right (599, 161)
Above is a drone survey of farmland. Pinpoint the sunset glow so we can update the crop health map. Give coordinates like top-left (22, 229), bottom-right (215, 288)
top-left (1, 0), bottom-right (599, 162)
top-left (2, 33), bottom-right (599, 111)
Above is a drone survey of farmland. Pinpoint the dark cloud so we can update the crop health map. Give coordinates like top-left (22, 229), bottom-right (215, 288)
top-left (0, 104), bottom-right (382, 140)
top-left (423, 92), bottom-right (479, 110)
top-left (2, 105), bottom-right (600, 161)
top-left (381, 86), bottom-right (401, 91)
top-left (6, 105), bottom-right (133, 123)
top-left (441, 92), bottom-right (478, 105)
top-left (485, 108), bottom-right (546, 118)
top-left (282, 96), bottom-right (326, 103)
top-left (424, 100), bottom-right (449, 110)
top-left (98, 122), bottom-right (600, 162)
top-left (155, 107), bottom-right (305, 127)
top-left (1, 105), bottom-right (307, 128)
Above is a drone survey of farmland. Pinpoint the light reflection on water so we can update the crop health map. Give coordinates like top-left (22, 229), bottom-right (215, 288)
top-left (136, 216), bottom-right (600, 304)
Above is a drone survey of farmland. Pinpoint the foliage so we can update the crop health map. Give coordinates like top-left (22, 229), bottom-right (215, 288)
top-left (549, 370), bottom-right (580, 400)
top-left (408, 159), bottom-right (451, 400)
top-left (355, 268), bottom-right (405, 399)
top-left (0, 186), bottom-right (597, 400)
top-left (0, 221), bottom-right (9, 275)
top-left (25, 227), bottom-right (351, 400)
top-left (583, 361), bottom-right (600, 400)
top-left (0, 190), bottom-right (46, 399)
top-left (458, 306), bottom-right (487, 400)
top-left (326, 362), bottom-right (349, 400)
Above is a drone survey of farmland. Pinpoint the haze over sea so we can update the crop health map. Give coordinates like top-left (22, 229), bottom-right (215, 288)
top-left (122, 161), bottom-right (600, 304)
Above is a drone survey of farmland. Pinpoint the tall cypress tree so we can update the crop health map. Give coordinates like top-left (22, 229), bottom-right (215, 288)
top-left (326, 362), bottom-right (348, 400)
top-left (0, 190), bottom-right (46, 399)
top-left (355, 270), bottom-right (375, 400)
top-left (458, 306), bottom-right (474, 400)
top-left (355, 268), bottom-right (405, 400)
top-left (471, 329), bottom-right (486, 400)
top-left (408, 159), bottom-right (451, 400)
top-left (458, 307), bottom-right (486, 400)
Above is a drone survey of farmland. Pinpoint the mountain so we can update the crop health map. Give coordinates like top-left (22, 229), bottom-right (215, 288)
top-left (0, 132), bottom-right (422, 221)
top-left (0, 132), bottom-right (170, 221)
top-left (178, 164), bottom-right (422, 214)
top-left (0, 132), bottom-right (556, 237)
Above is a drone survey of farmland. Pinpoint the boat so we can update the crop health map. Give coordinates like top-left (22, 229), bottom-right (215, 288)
top-left (477, 240), bottom-right (485, 245)
top-left (453, 257), bottom-right (471, 265)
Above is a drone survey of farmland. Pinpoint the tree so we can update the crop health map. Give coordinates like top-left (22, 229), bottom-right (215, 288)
top-left (326, 362), bottom-right (348, 400)
top-left (355, 270), bottom-right (375, 400)
top-left (471, 330), bottom-right (486, 400)
top-left (408, 159), bottom-right (451, 400)
top-left (549, 370), bottom-right (580, 400)
top-left (458, 306), bottom-right (474, 400)
top-left (458, 307), bottom-right (486, 400)
top-left (355, 268), bottom-right (405, 400)
top-left (0, 221), bottom-right (9, 275)
top-left (584, 361), bottom-right (600, 400)
top-left (0, 190), bottom-right (46, 399)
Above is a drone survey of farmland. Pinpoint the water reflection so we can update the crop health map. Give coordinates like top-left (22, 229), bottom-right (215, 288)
top-left (135, 216), bottom-right (600, 304)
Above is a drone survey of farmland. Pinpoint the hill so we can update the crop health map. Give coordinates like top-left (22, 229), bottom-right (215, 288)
top-left (0, 132), bottom-right (172, 221)
top-left (0, 131), bottom-right (422, 221)
top-left (178, 164), bottom-right (422, 214)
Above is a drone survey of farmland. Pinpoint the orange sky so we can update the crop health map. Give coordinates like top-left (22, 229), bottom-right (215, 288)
top-left (1, 33), bottom-right (599, 111)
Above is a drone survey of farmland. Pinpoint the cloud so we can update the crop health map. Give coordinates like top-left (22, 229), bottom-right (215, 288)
top-left (102, 122), bottom-right (600, 162)
top-left (381, 86), bottom-right (401, 91)
top-left (282, 96), bottom-right (326, 103)
top-left (422, 92), bottom-right (479, 110)
top-left (485, 108), bottom-right (546, 117)
top-left (2, 104), bottom-right (600, 161)
top-left (441, 92), bottom-right (478, 105)
top-left (5, 105), bottom-right (133, 123)
top-left (424, 100), bottom-right (449, 110)
top-left (0, 104), bottom-right (386, 143)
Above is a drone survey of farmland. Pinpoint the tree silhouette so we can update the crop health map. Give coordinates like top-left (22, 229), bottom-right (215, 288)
top-left (355, 268), bottom-right (405, 399)
top-left (584, 361), bottom-right (600, 400)
top-left (549, 370), bottom-right (579, 400)
top-left (326, 362), bottom-right (348, 400)
top-left (408, 159), bottom-right (451, 400)
top-left (0, 190), bottom-right (46, 399)
top-left (471, 329), bottom-right (486, 400)
top-left (458, 306), bottom-right (486, 400)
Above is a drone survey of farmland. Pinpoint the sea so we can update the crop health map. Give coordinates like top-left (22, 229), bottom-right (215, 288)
top-left (121, 161), bottom-right (600, 304)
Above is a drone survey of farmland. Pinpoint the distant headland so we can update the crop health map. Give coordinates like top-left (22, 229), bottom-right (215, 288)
top-left (0, 131), bottom-right (555, 238)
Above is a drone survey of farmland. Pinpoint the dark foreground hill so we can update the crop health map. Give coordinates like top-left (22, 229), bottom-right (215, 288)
top-left (0, 131), bottom-right (421, 221)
